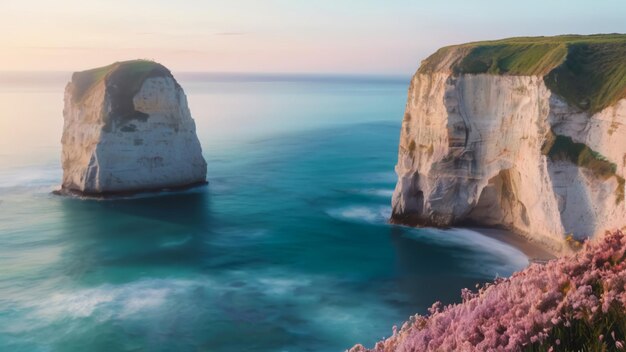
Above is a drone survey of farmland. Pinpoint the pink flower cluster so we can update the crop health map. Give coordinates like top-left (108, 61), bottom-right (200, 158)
top-left (350, 231), bottom-right (626, 352)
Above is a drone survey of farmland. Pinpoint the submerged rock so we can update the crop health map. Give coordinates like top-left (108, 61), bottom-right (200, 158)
top-left (391, 34), bottom-right (626, 253)
top-left (60, 60), bottom-right (207, 196)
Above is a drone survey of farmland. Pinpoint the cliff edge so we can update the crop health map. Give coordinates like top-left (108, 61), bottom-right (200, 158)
top-left (392, 34), bottom-right (626, 253)
top-left (60, 60), bottom-right (207, 196)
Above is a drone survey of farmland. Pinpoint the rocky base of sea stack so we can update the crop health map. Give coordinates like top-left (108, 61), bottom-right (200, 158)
top-left (54, 180), bottom-right (208, 199)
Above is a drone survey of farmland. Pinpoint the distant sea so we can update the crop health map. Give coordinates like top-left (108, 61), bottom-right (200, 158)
top-left (0, 72), bottom-right (528, 351)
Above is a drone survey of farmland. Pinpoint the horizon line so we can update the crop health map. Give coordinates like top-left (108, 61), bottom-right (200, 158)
top-left (0, 69), bottom-right (412, 76)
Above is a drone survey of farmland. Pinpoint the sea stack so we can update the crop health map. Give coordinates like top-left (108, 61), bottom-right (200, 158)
top-left (391, 34), bottom-right (626, 253)
top-left (60, 60), bottom-right (207, 195)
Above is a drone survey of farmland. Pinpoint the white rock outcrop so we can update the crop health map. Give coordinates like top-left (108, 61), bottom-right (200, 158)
top-left (392, 50), bottom-right (625, 254)
top-left (61, 60), bottom-right (207, 195)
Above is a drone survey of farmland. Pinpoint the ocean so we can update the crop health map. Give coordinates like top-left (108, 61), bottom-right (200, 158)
top-left (0, 72), bottom-right (528, 351)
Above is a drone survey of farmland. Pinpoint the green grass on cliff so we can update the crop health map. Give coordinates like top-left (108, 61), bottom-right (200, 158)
top-left (456, 42), bottom-right (568, 76)
top-left (543, 133), bottom-right (625, 204)
top-left (419, 34), bottom-right (626, 113)
top-left (71, 60), bottom-right (171, 104)
top-left (71, 60), bottom-right (176, 127)
top-left (545, 40), bottom-right (626, 112)
top-left (544, 134), bottom-right (617, 178)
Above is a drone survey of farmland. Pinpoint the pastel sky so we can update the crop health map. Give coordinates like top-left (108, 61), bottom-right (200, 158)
top-left (1, 0), bottom-right (625, 74)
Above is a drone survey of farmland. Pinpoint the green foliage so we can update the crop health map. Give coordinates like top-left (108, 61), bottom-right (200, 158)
top-left (545, 41), bottom-right (626, 112)
top-left (524, 305), bottom-right (626, 352)
top-left (456, 43), bottom-right (567, 76)
top-left (419, 34), bottom-right (626, 113)
top-left (71, 60), bottom-right (171, 105)
top-left (618, 178), bottom-right (625, 205)
top-left (544, 134), bottom-right (617, 178)
top-left (70, 60), bottom-right (176, 129)
top-left (104, 60), bottom-right (173, 121)
top-left (543, 134), bottom-right (625, 204)
top-left (71, 64), bottom-right (112, 103)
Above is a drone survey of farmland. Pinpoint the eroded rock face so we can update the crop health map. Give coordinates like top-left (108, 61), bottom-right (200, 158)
top-left (61, 60), bottom-right (207, 195)
top-left (392, 54), bottom-right (625, 254)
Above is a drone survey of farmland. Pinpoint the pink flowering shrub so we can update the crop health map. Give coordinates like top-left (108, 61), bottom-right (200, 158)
top-left (350, 231), bottom-right (626, 352)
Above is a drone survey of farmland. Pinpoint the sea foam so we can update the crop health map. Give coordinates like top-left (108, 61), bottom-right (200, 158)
top-left (327, 205), bottom-right (392, 224)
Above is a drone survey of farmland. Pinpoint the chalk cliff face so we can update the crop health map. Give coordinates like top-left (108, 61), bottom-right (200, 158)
top-left (61, 60), bottom-right (207, 195)
top-left (391, 35), bottom-right (626, 253)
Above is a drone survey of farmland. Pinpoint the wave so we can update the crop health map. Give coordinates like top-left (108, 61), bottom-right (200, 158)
top-left (7, 271), bottom-right (319, 338)
top-left (327, 205), bottom-right (392, 224)
top-left (356, 188), bottom-right (394, 198)
top-left (325, 205), bottom-right (527, 276)
top-left (31, 279), bottom-right (196, 322)
top-left (159, 235), bottom-right (193, 248)
top-left (403, 227), bottom-right (529, 277)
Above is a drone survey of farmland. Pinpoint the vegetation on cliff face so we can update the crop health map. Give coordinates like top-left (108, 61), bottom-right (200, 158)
top-left (544, 134), bottom-right (617, 178)
top-left (542, 133), bottom-right (625, 204)
top-left (418, 34), bottom-right (626, 113)
top-left (70, 60), bottom-right (173, 106)
top-left (350, 231), bottom-right (626, 352)
top-left (70, 60), bottom-right (177, 129)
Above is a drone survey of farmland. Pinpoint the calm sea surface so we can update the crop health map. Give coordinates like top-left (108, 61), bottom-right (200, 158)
top-left (0, 72), bottom-right (528, 351)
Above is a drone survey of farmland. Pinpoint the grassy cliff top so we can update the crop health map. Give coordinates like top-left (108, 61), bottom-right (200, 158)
top-left (70, 60), bottom-right (178, 126)
top-left (418, 34), bottom-right (626, 113)
top-left (70, 60), bottom-right (174, 104)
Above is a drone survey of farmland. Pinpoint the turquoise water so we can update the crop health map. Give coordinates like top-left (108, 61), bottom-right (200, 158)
top-left (0, 73), bottom-right (528, 351)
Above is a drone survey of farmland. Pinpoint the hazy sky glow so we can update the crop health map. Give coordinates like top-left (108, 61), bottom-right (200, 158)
top-left (2, 0), bottom-right (625, 74)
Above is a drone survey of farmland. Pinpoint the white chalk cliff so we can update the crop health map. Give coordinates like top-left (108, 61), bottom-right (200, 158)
top-left (61, 60), bottom-right (207, 195)
top-left (391, 37), bottom-right (626, 253)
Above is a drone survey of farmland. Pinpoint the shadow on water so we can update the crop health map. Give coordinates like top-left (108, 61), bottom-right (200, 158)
top-left (387, 225), bottom-right (484, 309)
top-left (57, 189), bottom-right (214, 282)
top-left (67, 189), bottom-right (213, 227)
